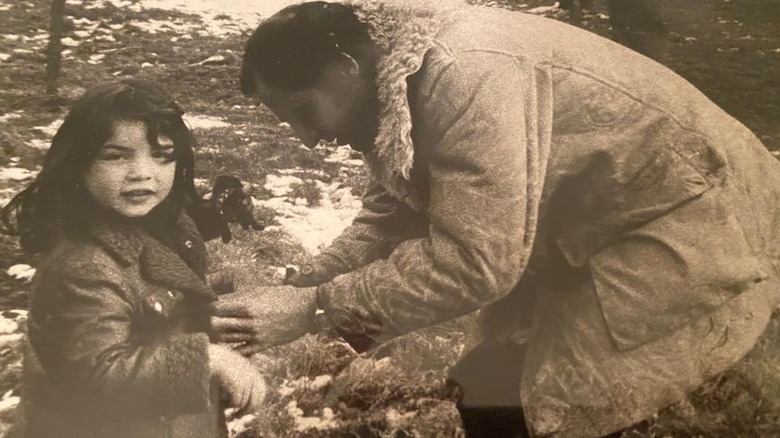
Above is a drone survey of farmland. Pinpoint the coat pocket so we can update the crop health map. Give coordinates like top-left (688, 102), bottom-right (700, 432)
top-left (588, 189), bottom-right (768, 351)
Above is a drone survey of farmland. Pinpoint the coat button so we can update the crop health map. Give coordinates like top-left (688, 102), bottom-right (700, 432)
top-left (153, 301), bottom-right (164, 313)
top-left (184, 240), bottom-right (193, 249)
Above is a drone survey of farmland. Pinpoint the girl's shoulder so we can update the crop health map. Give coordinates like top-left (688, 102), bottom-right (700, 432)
top-left (35, 233), bottom-right (130, 284)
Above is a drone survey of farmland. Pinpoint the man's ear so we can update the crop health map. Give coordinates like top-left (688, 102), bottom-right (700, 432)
top-left (321, 52), bottom-right (360, 92)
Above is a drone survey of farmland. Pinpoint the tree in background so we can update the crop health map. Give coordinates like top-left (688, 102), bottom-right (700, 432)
top-left (46, 0), bottom-right (66, 94)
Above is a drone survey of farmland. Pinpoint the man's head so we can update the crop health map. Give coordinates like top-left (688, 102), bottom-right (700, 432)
top-left (240, 2), bottom-right (379, 152)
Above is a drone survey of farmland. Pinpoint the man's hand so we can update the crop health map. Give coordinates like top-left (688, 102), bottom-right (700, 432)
top-left (283, 253), bottom-right (348, 287)
top-left (210, 285), bottom-right (318, 354)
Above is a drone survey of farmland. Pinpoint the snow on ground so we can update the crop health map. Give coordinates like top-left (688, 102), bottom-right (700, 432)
top-left (139, 0), bottom-right (306, 33)
top-left (7, 264), bottom-right (35, 282)
top-left (0, 167), bottom-right (35, 182)
top-left (0, 111), bottom-right (23, 123)
top-left (184, 114), bottom-right (232, 130)
top-left (258, 174), bottom-right (361, 254)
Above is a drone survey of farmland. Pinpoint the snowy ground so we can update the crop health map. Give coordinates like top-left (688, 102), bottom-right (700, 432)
top-left (141, 0), bottom-right (302, 29)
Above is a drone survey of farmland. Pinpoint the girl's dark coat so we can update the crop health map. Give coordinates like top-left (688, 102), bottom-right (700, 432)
top-left (16, 212), bottom-right (226, 438)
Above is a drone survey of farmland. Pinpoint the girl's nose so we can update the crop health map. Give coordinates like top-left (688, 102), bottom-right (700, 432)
top-left (127, 156), bottom-right (154, 181)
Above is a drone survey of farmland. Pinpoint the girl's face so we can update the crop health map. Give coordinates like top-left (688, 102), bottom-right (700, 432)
top-left (83, 120), bottom-right (176, 218)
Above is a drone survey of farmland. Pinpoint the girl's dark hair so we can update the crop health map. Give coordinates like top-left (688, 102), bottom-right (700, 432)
top-left (240, 1), bottom-right (374, 94)
top-left (0, 79), bottom-right (198, 254)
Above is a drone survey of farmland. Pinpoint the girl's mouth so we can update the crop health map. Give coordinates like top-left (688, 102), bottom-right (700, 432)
top-left (121, 189), bottom-right (155, 201)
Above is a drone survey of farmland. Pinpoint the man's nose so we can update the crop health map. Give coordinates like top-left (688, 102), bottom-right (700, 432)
top-left (289, 122), bottom-right (320, 149)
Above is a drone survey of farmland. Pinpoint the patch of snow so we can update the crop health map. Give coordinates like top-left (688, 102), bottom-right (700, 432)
top-left (13, 49), bottom-right (33, 54)
top-left (183, 114), bottom-right (231, 130)
top-left (88, 53), bottom-right (105, 64)
top-left (94, 34), bottom-right (116, 42)
top-left (139, 0), bottom-right (300, 31)
top-left (191, 54), bottom-right (227, 66)
top-left (0, 396), bottom-right (20, 414)
top-left (0, 167), bottom-right (35, 182)
top-left (0, 5), bottom-right (9, 11)
top-left (285, 400), bottom-right (338, 432)
top-left (7, 264), bottom-right (35, 282)
top-left (34, 118), bottom-right (63, 137)
top-left (0, 315), bottom-right (18, 335)
top-left (0, 111), bottom-right (23, 123)
top-left (3, 34), bottom-right (20, 41)
top-left (386, 408), bottom-right (417, 428)
top-left (226, 413), bottom-right (256, 436)
top-left (279, 375), bottom-right (333, 397)
top-left (72, 17), bottom-right (94, 26)
top-left (0, 53), bottom-right (11, 62)
top-left (526, 6), bottom-right (556, 14)
top-left (141, 62), bottom-right (154, 68)
top-left (258, 176), bottom-right (360, 254)
top-left (264, 174), bottom-right (303, 197)
top-left (277, 167), bottom-right (330, 179)
top-left (61, 37), bottom-right (79, 47)
top-left (28, 139), bottom-right (50, 150)
top-left (127, 18), bottom-right (197, 35)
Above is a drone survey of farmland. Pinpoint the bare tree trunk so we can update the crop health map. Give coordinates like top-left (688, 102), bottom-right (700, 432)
top-left (560, 0), bottom-right (594, 26)
top-left (46, 0), bottom-right (67, 95)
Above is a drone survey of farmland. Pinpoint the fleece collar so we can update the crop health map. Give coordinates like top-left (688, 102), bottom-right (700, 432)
top-left (344, 0), bottom-right (455, 210)
top-left (88, 214), bottom-right (215, 301)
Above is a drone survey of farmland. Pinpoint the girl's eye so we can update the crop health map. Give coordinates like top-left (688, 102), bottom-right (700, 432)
top-left (97, 151), bottom-right (125, 161)
top-left (152, 149), bottom-right (175, 163)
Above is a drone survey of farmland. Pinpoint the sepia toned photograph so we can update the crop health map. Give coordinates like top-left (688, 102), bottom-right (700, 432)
top-left (1, 0), bottom-right (779, 436)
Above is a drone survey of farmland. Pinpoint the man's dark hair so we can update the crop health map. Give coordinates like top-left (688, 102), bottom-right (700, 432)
top-left (240, 1), bottom-right (375, 94)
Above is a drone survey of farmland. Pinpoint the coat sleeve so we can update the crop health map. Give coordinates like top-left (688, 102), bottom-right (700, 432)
top-left (29, 257), bottom-right (212, 416)
top-left (316, 50), bottom-right (553, 350)
top-left (318, 177), bottom-right (429, 272)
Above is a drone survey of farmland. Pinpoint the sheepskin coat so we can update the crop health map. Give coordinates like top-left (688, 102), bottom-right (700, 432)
top-left (313, 1), bottom-right (780, 437)
top-left (17, 211), bottom-right (226, 438)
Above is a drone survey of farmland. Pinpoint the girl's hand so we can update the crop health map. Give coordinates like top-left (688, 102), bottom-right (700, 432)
top-left (208, 344), bottom-right (267, 412)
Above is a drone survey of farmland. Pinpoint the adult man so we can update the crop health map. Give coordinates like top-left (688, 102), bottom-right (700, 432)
top-left (212, 1), bottom-right (780, 436)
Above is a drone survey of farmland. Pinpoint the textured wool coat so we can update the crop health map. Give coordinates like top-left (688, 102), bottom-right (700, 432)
top-left (311, 1), bottom-right (780, 437)
top-left (16, 211), bottom-right (226, 438)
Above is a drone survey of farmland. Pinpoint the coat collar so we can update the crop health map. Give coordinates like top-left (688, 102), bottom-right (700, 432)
top-left (345, 0), bottom-right (455, 209)
top-left (88, 213), bottom-right (215, 301)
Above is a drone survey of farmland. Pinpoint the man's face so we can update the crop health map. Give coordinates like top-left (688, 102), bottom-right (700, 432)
top-left (253, 67), bottom-right (377, 152)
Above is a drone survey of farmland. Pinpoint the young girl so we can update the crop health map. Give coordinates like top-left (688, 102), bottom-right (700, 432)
top-left (2, 79), bottom-right (266, 438)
